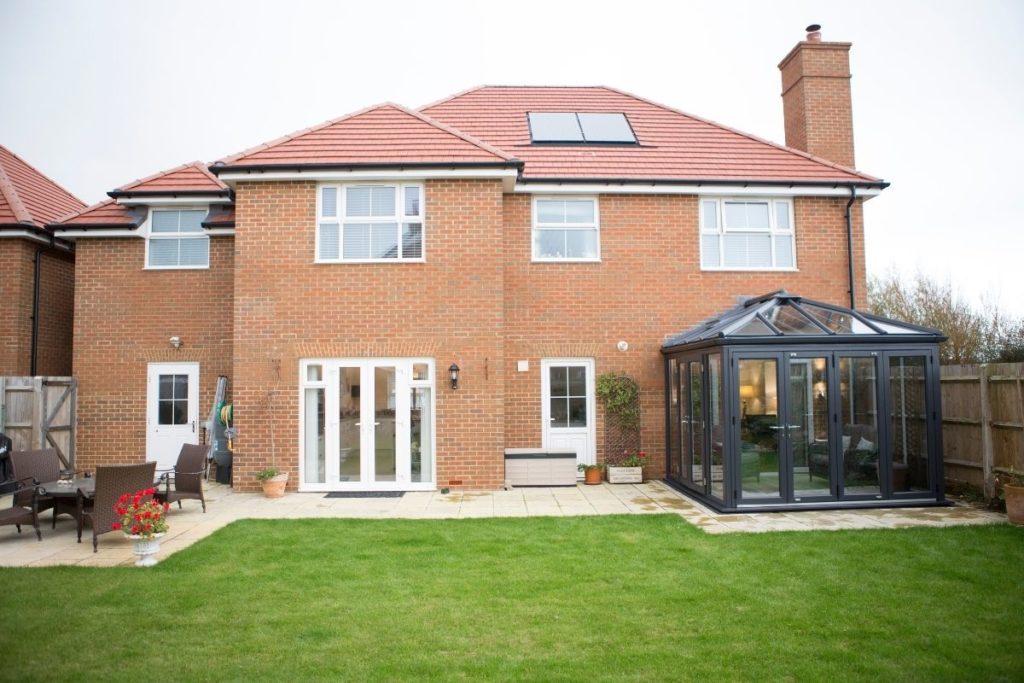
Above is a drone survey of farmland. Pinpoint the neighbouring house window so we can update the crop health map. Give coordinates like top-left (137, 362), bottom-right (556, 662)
top-left (700, 198), bottom-right (795, 270)
top-left (532, 197), bottom-right (600, 261)
top-left (317, 183), bottom-right (424, 262)
top-left (147, 209), bottom-right (209, 268)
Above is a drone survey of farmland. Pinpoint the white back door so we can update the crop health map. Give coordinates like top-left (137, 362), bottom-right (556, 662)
top-left (146, 362), bottom-right (200, 470)
top-left (541, 359), bottom-right (596, 476)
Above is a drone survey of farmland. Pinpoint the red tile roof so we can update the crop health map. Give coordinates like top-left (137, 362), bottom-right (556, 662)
top-left (201, 205), bottom-right (234, 228)
top-left (50, 161), bottom-right (232, 230)
top-left (0, 145), bottom-right (85, 229)
top-left (214, 103), bottom-right (515, 169)
top-left (49, 198), bottom-right (143, 230)
top-left (112, 161), bottom-right (229, 196)
top-left (422, 86), bottom-right (878, 183)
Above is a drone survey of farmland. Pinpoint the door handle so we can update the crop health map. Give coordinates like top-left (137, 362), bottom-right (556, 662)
top-left (191, 420), bottom-right (196, 433)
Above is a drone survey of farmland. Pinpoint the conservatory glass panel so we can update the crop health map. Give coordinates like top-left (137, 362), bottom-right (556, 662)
top-left (889, 356), bottom-right (931, 493)
top-left (738, 358), bottom-right (781, 500)
top-left (789, 357), bottom-right (832, 498)
top-left (839, 357), bottom-right (881, 495)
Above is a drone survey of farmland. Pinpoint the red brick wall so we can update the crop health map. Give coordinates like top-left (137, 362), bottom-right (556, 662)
top-left (0, 238), bottom-right (74, 376)
top-left (0, 239), bottom-right (35, 375)
top-left (779, 41), bottom-right (855, 168)
top-left (230, 179), bottom-right (506, 491)
top-left (36, 248), bottom-right (75, 376)
top-left (72, 237), bottom-right (234, 470)
top-left (502, 193), bottom-right (866, 480)
top-left (69, 184), bottom-right (865, 490)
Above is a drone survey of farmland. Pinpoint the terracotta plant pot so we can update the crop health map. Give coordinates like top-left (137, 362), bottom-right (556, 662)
top-left (1005, 485), bottom-right (1024, 526)
top-left (583, 468), bottom-right (603, 485)
top-left (261, 473), bottom-right (289, 498)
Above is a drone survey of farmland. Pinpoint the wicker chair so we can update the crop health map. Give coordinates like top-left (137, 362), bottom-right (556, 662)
top-left (0, 478), bottom-right (42, 541)
top-left (8, 448), bottom-right (76, 528)
top-left (78, 462), bottom-right (157, 552)
top-left (157, 444), bottom-right (211, 513)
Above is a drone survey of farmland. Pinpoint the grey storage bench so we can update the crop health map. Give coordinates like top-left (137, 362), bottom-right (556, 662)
top-left (504, 448), bottom-right (578, 486)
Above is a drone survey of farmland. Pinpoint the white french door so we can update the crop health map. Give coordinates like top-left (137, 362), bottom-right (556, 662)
top-left (299, 358), bottom-right (435, 491)
top-left (146, 362), bottom-right (200, 470)
top-left (541, 358), bottom-right (596, 476)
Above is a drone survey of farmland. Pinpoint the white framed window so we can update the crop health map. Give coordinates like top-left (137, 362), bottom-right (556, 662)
top-left (317, 183), bottom-right (424, 262)
top-left (532, 197), bottom-right (600, 261)
top-left (145, 208), bottom-right (209, 269)
top-left (700, 198), bottom-right (795, 270)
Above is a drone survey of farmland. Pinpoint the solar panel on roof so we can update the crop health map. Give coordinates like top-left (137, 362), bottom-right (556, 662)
top-left (527, 112), bottom-right (637, 143)
top-left (528, 113), bottom-right (584, 142)
top-left (578, 113), bottom-right (636, 142)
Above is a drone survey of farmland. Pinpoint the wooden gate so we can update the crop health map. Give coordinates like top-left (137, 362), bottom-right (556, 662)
top-left (0, 376), bottom-right (77, 468)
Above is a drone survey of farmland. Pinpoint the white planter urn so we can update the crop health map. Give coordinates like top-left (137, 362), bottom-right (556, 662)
top-left (128, 533), bottom-right (166, 567)
top-left (607, 466), bottom-right (643, 484)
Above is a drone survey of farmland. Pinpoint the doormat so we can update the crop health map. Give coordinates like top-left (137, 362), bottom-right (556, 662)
top-left (324, 491), bottom-right (405, 499)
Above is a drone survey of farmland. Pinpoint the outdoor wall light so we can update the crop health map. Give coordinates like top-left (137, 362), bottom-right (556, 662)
top-left (449, 363), bottom-right (460, 390)
top-left (169, 336), bottom-right (183, 349)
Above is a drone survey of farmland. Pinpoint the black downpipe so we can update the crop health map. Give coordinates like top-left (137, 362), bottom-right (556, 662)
top-left (845, 184), bottom-right (858, 310)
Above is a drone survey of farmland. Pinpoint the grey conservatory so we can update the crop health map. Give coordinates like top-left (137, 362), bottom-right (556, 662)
top-left (662, 291), bottom-right (946, 512)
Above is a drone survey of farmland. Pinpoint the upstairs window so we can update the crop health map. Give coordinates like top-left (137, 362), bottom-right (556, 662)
top-left (147, 209), bottom-right (209, 269)
top-left (700, 198), bottom-right (795, 270)
top-left (528, 112), bottom-right (637, 143)
top-left (318, 183), bottom-right (424, 262)
top-left (533, 197), bottom-right (600, 261)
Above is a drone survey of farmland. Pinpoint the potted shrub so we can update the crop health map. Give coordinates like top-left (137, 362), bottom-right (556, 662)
top-left (997, 471), bottom-right (1024, 525)
top-left (577, 463), bottom-right (605, 485)
top-left (113, 488), bottom-right (169, 567)
top-left (608, 451), bottom-right (646, 484)
top-left (256, 467), bottom-right (289, 498)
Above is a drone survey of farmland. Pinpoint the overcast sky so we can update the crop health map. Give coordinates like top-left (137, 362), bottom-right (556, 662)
top-left (2, 0), bottom-right (1021, 314)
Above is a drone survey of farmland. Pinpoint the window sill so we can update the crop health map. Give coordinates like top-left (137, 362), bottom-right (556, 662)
top-left (143, 265), bottom-right (210, 271)
top-left (531, 258), bottom-right (602, 264)
top-left (700, 267), bottom-right (799, 272)
top-left (314, 258), bottom-right (426, 264)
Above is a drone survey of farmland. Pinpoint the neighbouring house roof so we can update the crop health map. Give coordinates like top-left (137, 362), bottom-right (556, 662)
top-left (212, 103), bottom-right (517, 171)
top-left (662, 291), bottom-right (944, 351)
top-left (109, 161), bottom-right (230, 198)
top-left (422, 85), bottom-right (880, 185)
top-left (0, 145), bottom-right (85, 231)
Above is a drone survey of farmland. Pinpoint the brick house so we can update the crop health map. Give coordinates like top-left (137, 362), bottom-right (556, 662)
top-left (0, 145), bottom-right (83, 376)
top-left (52, 29), bottom-right (897, 496)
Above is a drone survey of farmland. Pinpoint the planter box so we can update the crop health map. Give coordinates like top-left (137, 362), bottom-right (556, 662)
top-left (607, 466), bottom-right (642, 484)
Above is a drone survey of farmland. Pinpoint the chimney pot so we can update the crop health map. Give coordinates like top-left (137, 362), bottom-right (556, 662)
top-left (806, 24), bottom-right (822, 42)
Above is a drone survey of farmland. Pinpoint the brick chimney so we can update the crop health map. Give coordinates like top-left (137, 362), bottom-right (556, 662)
top-left (778, 25), bottom-right (856, 168)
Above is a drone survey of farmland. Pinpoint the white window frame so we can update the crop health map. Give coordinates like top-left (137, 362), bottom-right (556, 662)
top-left (316, 182), bottom-right (425, 264)
top-left (699, 197), bottom-right (796, 271)
top-left (144, 206), bottom-right (210, 270)
top-left (531, 196), bottom-right (601, 262)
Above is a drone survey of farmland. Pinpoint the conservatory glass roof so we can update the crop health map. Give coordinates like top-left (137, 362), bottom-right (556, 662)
top-left (662, 291), bottom-right (944, 349)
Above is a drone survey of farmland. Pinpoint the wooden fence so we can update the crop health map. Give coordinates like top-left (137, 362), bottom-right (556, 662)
top-left (941, 362), bottom-right (1024, 498)
top-left (0, 376), bottom-right (77, 468)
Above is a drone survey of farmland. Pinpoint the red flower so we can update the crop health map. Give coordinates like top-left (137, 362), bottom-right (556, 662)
top-left (163, 503), bottom-right (170, 512)
top-left (144, 487), bottom-right (155, 496)
top-left (131, 525), bottom-right (140, 534)
top-left (112, 521), bottom-right (122, 530)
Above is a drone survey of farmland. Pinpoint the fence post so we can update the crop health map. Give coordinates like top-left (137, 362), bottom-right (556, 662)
top-left (31, 377), bottom-right (44, 450)
top-left (979, 364), bottom-right (995, 500)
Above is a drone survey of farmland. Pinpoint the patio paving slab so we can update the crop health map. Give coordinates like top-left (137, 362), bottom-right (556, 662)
top-left (0, 480), bottom-right (1008, 567)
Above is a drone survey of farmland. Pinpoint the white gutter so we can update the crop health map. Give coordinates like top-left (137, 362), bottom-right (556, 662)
top-left (513, 183), bottom-right (884, 198)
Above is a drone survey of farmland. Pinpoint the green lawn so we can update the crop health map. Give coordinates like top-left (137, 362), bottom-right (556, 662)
top-left (2, 516), bottom-right (1023, 681)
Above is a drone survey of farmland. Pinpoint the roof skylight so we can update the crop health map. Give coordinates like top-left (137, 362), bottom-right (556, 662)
top-left (528, 112), bottom-right (637, 144)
